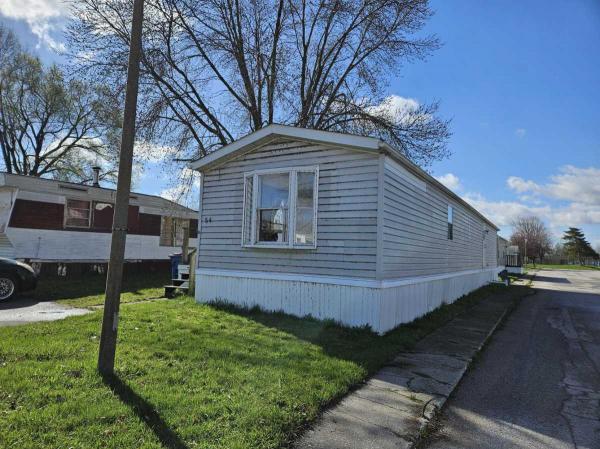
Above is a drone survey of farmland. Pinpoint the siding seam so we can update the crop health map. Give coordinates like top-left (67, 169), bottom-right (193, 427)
top-left (376, 154), bottom-right (385, 280)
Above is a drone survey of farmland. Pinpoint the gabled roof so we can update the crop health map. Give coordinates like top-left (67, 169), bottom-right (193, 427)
top-left (189, 124), bottom-right (498, 230)
top-left (189, 124), bottom-right (382, 171)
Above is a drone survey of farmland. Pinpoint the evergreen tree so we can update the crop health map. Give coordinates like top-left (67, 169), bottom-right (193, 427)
top-left (562, 228), bottom-right (599, 264)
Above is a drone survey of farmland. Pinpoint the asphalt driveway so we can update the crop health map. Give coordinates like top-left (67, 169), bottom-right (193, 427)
top-left (423, 269), bottom-right (600, 449)
top-left (0, 297), bottom-right (90, 327)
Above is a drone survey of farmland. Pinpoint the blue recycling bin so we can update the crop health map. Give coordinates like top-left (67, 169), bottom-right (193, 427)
top-left (169, 253), bottom-right (182, 280)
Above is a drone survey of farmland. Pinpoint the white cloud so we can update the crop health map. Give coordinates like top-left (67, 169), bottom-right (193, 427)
top-left (435, 173), bottom-right (462, 191)
top-left (367, 95), bottom-right (429, 126)
top-left (372, 95), bottom-right (420, 116)
top-left (159, 168), bottom-right (200, 209)
top-left (463, 166), bottom-right (600, 245)
top-left (507, 166), bottom-right (600, 205)
top-left (462, 192), bottom-right (551, 227)
top-left (506, 176), bottom-right (538, 193)
top-left (0, 0), bottom-right (67, 50)
top-left (515, 128), bottom-right (526, 138)
top-left (462, 191), bottom-right (600, 247)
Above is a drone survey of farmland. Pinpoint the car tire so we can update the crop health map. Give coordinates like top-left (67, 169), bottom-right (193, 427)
top-left (0, 274), bottom-right (17, 301)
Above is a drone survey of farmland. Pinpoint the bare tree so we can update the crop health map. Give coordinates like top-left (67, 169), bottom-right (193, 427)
top-left (68, 0), bottom-right (450, 167)
top-left (0, 26), bottom-right (120, 183)
top-left (510, 216), bottom-right (553, 264)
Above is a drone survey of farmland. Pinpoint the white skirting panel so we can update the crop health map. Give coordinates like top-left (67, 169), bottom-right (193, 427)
top-left (196, 267), bottom-right (501, 334)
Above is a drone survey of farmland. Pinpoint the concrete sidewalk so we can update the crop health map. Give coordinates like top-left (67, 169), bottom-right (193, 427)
top-left (294, 286), bottom-right (526, 449)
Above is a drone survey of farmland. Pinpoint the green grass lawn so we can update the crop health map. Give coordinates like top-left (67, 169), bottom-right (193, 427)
top-left (29, 272), bottom-right (170, 307)
top-left (525, 263), bottom-right (600, 271)
top-left (1, 284), bottom-right (528, 449)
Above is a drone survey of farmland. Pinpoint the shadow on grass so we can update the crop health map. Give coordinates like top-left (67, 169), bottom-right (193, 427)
top-left (206, 284), bottom-right (523, 375)
top-left (101, 372), bottom-right (188, 449)
top-left (30, 273), bottom-right (169, 302)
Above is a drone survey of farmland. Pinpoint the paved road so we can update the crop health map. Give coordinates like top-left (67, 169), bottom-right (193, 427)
top-left (0, 297), bottom-right (89, 326)
top-left (424, 269), bottom-right (600, 449)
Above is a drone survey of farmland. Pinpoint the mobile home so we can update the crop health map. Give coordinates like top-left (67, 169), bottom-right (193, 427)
top-left (0, 172), bottom-right (197, 273)
top-left (190, 125), bottom-right (501, 333)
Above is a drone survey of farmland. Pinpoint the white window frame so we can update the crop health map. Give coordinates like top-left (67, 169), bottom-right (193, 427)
top-left (64, 199), bottom-right (92, 228)
top-left (242, 166), bottom-right (319, 249)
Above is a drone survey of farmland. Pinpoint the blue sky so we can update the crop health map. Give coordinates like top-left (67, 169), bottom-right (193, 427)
top-left (2, 0), bottom-right (599, 247)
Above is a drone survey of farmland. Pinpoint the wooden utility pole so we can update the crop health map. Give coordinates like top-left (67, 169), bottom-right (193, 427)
top-left (98, 0), bottom-right (144, 375)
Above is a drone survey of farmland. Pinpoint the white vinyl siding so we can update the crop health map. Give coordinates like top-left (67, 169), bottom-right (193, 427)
top-left (198, 138), bottom-right (379, 278)
top-left (7, 228), bottom-right (198, 261)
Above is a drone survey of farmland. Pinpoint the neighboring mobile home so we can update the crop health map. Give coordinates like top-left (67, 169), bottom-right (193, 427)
top-left (190, 125), bottom-right (502, 333)
top-left (0, 172), bottom-right (198, 273)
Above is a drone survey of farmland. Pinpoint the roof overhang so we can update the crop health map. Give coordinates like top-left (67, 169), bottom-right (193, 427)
top-left (189, 124), bottom-right (499, 231)
top-left (188, 124), bottom-right (381, 172)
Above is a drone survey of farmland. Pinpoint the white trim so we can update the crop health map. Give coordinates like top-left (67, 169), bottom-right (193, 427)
top-left (196, 266), bottom-right (502, 289)
top-left (18, 190), bottom-right (66, 205)
top-left (375, 154), bottom-right (385, 280)
top-left (196, 173), bottom-right (204, 253)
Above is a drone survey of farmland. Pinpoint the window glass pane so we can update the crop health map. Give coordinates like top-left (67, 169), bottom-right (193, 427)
top-left (297, 172), bottom-right (314, 207)
top-left (447, 205), bottom-right (453, 240)
top-left (259, 173), bottom-right (289, 208)
top-left (66, 199), bottom-right (90, 227)
top-left (160, 216), bottom-right (173, 246)
top-left (173, 218), bottom-right (188, 246)
top-left (67, 218), bottom-right (90, 227)
top-left (295, 208), bottom-right (314, 245)
top-left (257, 173), bottom-right (289, 243)
top-left (67, 208), bottom-right (89, 220)
top-left (295, 172), bottom-right (315, 245)
top-left (258, 209), bottom-right (288, 242)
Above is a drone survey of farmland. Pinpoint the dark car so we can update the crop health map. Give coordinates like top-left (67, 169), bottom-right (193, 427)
top-left (0, 258), bottom-right (37, 301)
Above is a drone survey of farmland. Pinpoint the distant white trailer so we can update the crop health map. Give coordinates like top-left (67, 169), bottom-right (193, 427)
top-left (0, 173), bottom-right (197, 272)
top-left (190, 125), bottom-right (503, 334)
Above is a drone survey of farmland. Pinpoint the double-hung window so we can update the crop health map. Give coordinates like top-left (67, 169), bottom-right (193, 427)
top-left (242, 167), bottom-right (318, 248)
